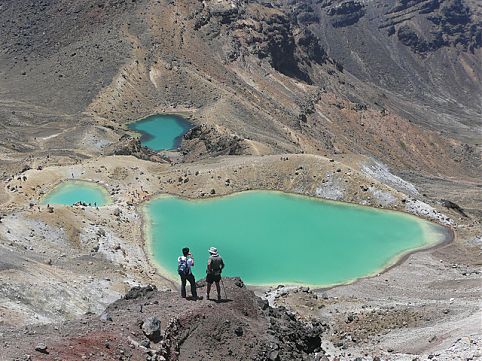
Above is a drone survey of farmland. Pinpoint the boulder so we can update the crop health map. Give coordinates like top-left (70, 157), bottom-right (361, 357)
top-left (34, 343), bottom-right (48, 354)
top-left (124, 285), bottom-right (156, 300)
top-left (100, 312), bottom-right (112, 322)
top-left (441, 199), bottom-right (468, 217)
top-left (142, 316), bottom-right (161, 343)
top-left (234, 326), bottom-right (244, 336)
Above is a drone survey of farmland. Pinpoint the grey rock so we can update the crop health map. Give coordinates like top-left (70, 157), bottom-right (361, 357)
top-left (140, 339), bottom-right (150, 348)
top-left (142, 316), bottom-right (161, 343)
top-left (234, 278), bottom-right (244, 288)
top-left (269, 350), bottom-right (279, 360)
top-left (441, 199), bottom-right (468, 217)
top-left (234, 326), bottom-right (243, 336)
top-left (35, 343), bottom-right (48, 354)
top-left (100, 312), bottom-right (112, 322)
top-left (347, 313), bottom-right (355, 323)
top-left (125, 285), bottom-right (156, 300)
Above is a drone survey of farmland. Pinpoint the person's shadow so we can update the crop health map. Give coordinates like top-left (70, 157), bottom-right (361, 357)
top-left (185, 296), bottom-right (232, 303)
top-left (210, 298), bottom-right (233, 304)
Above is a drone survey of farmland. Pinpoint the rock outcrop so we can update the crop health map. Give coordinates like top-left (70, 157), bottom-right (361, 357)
top-left (326, 1), bottom-right (366, 28)
top-left (109, 135), bottom-right (168, 163)
top-left (391, 0), bottom-right (481, 53)
top-left (1, 278), bottom-right (327, 361)
top-left (193, 0), bottom-right (330, 83)
top-left (181, 124), bottom-right (249, 160)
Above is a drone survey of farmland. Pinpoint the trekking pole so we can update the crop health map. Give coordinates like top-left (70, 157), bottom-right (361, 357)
top-left (220, 278), bottom-right (228, 300)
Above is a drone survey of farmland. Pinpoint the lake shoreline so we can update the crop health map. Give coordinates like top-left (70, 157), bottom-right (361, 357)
top-left (40, 179), bottom-right (112, 206)
top-left (127, 113), bottom-right (194, 151)
top-left (141, 189), bottom-right (453, 289)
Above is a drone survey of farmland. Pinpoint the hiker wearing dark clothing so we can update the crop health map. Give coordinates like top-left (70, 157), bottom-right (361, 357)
top-left (206, 247), bottom-right (224, 301)
top-left (178, 247), bottom-right (200, 300)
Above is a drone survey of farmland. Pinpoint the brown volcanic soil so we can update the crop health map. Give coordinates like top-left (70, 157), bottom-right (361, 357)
top-left (0, 279), bottom-right (326, 361)
top-left (0, 0), bottom-right (480, 173)
top-left (0, 0), bottom-right (481, 360)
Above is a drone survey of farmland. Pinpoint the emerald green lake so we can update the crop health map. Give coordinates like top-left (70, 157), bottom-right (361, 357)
top-left (145, 191), bottom-right (448, 286)
top-left (128, 114), bottom-right (193, 151)
top-left (41, 181), bottom-right (111, 206)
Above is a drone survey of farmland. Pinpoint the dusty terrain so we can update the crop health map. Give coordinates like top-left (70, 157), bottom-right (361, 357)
top-left (1, 279), bottom-right (326, 361)
top-left (0, 0), bottom-right (481, 360)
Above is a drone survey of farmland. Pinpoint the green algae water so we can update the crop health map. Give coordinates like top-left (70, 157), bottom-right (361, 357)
top-left (41, 181), bottom-right (111, 206)
top-left (145, 191), bottom-right (448, 286)
top-left (128, 114), bottom-right (193, 151)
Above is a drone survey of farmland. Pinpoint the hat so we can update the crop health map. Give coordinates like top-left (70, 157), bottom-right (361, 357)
top-left (208, 247), bottom-right (218, 255)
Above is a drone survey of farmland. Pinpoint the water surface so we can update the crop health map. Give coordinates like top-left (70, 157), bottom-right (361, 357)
top-left (41, 181), bottom-right (111, 206)
top-left (128, 114), bottom-right (193, 151)
top-left (145, 191), bottom-right (447, 286)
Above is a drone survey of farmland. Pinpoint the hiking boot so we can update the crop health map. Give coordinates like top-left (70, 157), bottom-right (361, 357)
top-left (194, 295), bottom-right (203, 301)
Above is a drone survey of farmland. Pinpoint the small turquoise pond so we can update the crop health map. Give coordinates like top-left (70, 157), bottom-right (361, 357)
top-left (128, 114), bottom-right (193, 151)
top-left (41, 181), bottom-right (111, 206)
top-left (144, 191), bottom-right (448, 287)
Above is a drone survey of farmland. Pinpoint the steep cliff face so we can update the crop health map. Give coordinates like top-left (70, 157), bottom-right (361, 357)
top-left (191, 0), bottom-right (481, 140)
top-left (309, 0), bottom-right (481, 53)
top-left (192, 1), bottom-right (329, 83)
top-left (278, 0), bottom-right (482, 140)
top-left (388, 0), bottom-right (481, 53)
top-left (325, 0), bottom-right (366, 28)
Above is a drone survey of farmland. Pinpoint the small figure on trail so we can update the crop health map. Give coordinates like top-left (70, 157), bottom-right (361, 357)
top-left (178, 247), bottom-right (200, 300)
top-left (206, 247), bottom-right (225, 301)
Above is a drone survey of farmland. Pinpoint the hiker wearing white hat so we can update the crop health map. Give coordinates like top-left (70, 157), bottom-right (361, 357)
top-left (206, 246), bottom-right (224, 301)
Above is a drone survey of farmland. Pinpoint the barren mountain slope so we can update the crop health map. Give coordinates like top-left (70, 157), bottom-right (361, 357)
top-left (0, 0), bottom-right (481, 360)
top-left (294, 0), bottom-right (482, 139)
top-left (0, 0), bottom-right (480, 176)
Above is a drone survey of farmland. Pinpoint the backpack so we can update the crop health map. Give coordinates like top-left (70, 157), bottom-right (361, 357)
top-left (208, 255), bottom-right (223, 276)
top-left (178, 256), bottom-right (190, 276)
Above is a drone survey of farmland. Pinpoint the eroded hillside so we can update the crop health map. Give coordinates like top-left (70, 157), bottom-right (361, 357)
top-left (0, 1), bottom-right (481, 360)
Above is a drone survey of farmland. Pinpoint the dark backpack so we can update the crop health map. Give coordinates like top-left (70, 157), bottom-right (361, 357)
top-left (208, 255), bottom-right (223, 276)
top-left (178, 257), bottom-right (190, 276)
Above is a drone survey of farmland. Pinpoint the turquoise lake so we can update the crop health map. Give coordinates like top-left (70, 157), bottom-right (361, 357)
top-left (41, 181), bottom-right (111, 206)
top-left (145, 191), bottom-right (448, 286)
top-left (128, 114), bottom-right (193, 151)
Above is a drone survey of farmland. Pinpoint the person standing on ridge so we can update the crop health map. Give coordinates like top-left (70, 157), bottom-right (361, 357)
top-left (206, 247), bottom-right (225, 301)
top-left (178, 247), bottom-right (201, 300)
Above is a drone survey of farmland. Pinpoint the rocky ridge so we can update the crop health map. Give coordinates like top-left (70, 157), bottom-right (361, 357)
top-left (1, 279), bottom-right (327, 361)
top-left (0, 0), bottom-right (480, 360)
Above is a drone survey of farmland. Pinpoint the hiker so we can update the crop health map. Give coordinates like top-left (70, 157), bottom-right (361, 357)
top-left (178, 247), bottom-right (200, 300)
top-left (206, 247), bottom-right (224, 301)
